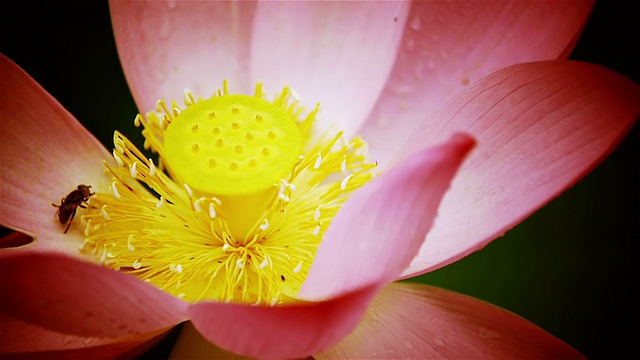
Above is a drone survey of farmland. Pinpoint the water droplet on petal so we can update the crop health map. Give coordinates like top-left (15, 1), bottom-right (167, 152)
top-left (409, 15), bottom-right (422, 31)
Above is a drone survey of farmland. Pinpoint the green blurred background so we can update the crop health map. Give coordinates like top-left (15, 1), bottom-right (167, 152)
top-left (2, 2), bottom-right (637, 358)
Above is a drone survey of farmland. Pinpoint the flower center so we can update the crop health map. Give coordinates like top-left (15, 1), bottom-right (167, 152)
top-left (79, 82), bottom-right (376, 305)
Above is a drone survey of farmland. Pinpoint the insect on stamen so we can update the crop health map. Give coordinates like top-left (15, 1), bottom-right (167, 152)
top-left (52, 184), bottom-right (95, 233)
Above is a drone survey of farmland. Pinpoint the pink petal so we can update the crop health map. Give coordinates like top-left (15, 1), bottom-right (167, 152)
top-left (249, 2), bottom-right (409, 137)
top-left (0, 251), bottom-right (188, 338)
top-left (188, 285), bottom-right (379, 359)
top-left (317, 282), bottom-right (584, 359)
top-left (0, 312), bottom-right (167, 360)
top-left (0, 55), bottom-right (112, 253)
top-left (300, 134), bottom-right (475, 301)
top-left (400, 61), bottom-right (640, 277)
top-left (109, 0), bottom-right (257, 112)
top-left (360, 1), bottom-right (594, 165)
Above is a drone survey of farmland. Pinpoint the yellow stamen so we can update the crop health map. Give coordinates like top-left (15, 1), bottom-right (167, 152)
top-left (80, 82), bottom-right (376, 305)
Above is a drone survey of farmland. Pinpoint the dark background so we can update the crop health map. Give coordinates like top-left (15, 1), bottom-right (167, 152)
top-left (2, 2), bottom-right (637, 358)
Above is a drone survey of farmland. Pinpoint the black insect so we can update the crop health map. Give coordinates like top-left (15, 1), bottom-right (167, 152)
top-left (52, 184), bottom-right (95, 233)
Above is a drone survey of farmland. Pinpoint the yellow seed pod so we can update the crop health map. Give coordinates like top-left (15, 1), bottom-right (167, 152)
top-left (163, 94), bottom-right (302, 196)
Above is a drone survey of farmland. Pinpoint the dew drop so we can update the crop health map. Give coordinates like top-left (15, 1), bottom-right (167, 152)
top-left (409, 15), bottom-right (422, 31)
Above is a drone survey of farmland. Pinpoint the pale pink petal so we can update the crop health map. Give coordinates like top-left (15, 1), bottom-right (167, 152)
top-left (300, 134), bottom-right (475, 300)
top-left (188, 285), bottom-right (379, 359)
top-left (0, 312), bottom-right (168, 360)
top-left (317, 282), bottom-right (584, 359)
top-left (109, 0), bottom-right (257, 112)
top-left (0, 55), bottom-right (112, 254)
top-left (400, 61), bottom-right (640, 277)
top-left (0, 250), bottom-right (188, 338)
top-left (361, 1), bottom-right (594, 165)
top-left (249, 1), bottom-right (409, 136)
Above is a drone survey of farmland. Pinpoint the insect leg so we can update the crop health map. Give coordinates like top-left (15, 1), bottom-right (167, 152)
top-left (63, 208), bottom-right (78, 234)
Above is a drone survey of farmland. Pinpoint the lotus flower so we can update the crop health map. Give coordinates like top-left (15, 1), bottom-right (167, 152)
top-left (1, 1), bottom-right (638, 359)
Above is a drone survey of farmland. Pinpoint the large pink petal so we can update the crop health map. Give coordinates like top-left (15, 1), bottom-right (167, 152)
top-left (0, 250), bottom-right (188, 338)
top-left (300, 134), bottom-right (475, 300)
top-left (360, 1), bottom-right (594, 165)
top-left (188, 285), bottom-right (379, 359)
top-left (0, 312), bottom-right (167, 360)
top-left (249, 1), bottom-right (409, 137)
top-left (400, 61), bottom-right (639, 277)
top-left (0, 55), bottom-right (111, 254)
top-left (109, 0), bottom-right (257, 113)
top-left (317, 282), bottom-right (583, 359)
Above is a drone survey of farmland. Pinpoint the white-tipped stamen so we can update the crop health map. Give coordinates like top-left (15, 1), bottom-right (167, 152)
top-left (312, 225), bottom-right (321, 237)
top-left (111, 182), bottom-right (121, 199)
top-left (184, 183), bottom-right (193, 197)
top-left (132, 260), bottom-right (142, 270)
top-left (314, 153), bottom-right (322, 169)
top-left (260, 258), bottom-right (268, 269)
top-left (133, 114), bottom-right (142, 127)
top-left (293, 261), bottom-right (302, 274)
top-left (156, 196), bottom-right (164, 209)
top-left (314, 205), bottom-right (321, 221)
top-left (193, 197), bottom-right (205, 212)
top-left (236, 259), bottom-right (244, 269)
top-left (113, 151), bottom-right (124, 167)
top-left (130, 162), bottom-right (138, 178)
top-left (209, 202), bottom-right (216, 219)
top-left (101, 206), bottom-right (110, 220)
top-left (83, 219), bottom-right (93, 237)
top-left (148, 158), bottom-right (156, 176)
top-left (127, 235), bottom-right (135, 252)
top-left (341, 156), bottom-right (347, 172)
top-left (259, 218), bottom-right (269, 231)
top-left (340, 174), bottom-right (353, 190)
top-left (222, 243), bottom-right (230, 251)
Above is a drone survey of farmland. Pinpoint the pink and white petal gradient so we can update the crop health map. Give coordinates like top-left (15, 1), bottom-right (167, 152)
top-left (109, 0), bottom-right (258, 111)
top-left (0, 251), bottom-right (187, 339)
top-left (187, 134), bottom-right (474, 359)
top-left (249, 1), bottom-right (409, 137)
top-left (316, 282), bottom-right (584, 360)
top-left (0, 55), bottom-right (112, 255)
top-left (0, 312), bottom-right (169, 360)
top-left (361, 1), bottom-right (594, 165)
top-left (400, 61), bottom-right (640, 278)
